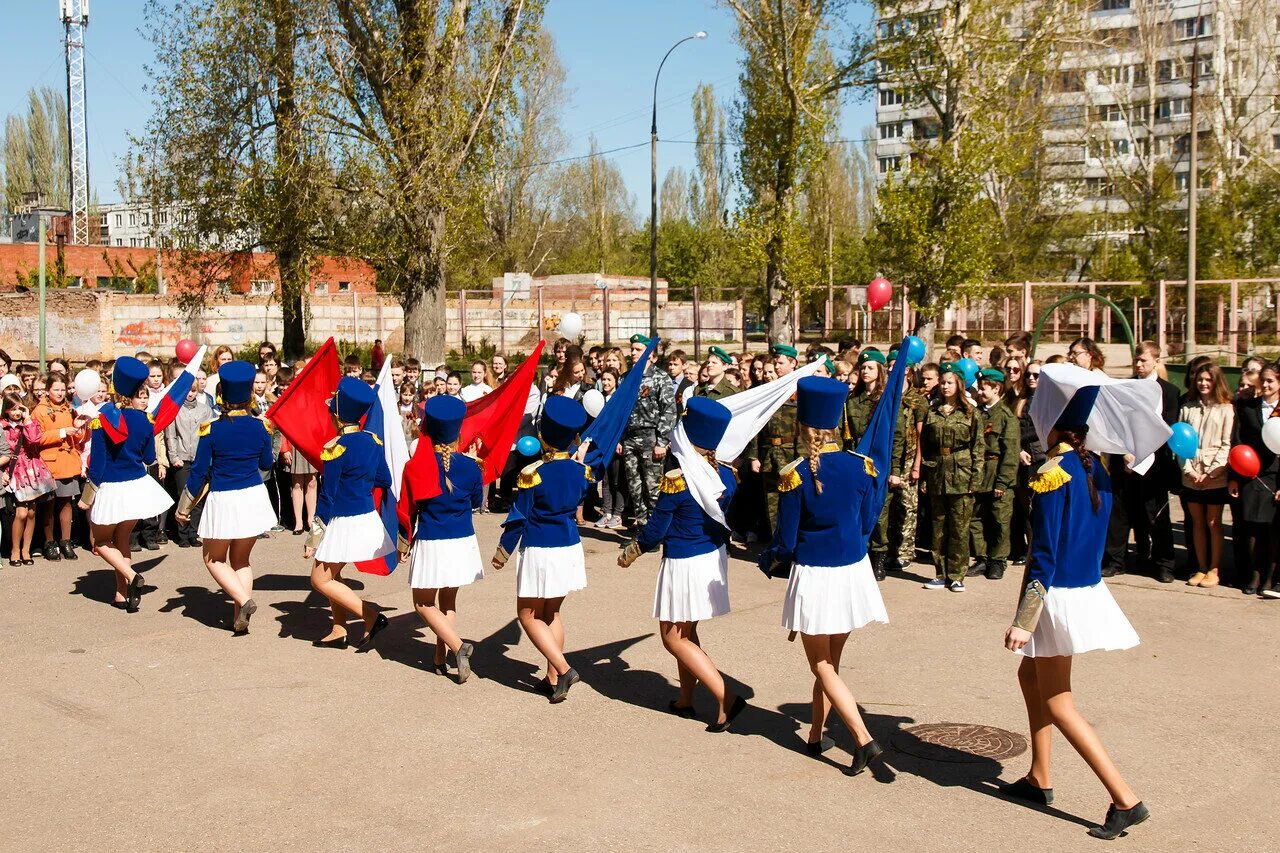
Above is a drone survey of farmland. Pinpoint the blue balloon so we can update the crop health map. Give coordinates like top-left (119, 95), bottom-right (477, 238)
top-left (903, 335), bottom-right (927, 365)
top-left (516, 435), bottom-right (541, 457)
top-left (1167, 422), bottom-right (1198, 460)
top-left (957, 357), bottom-right (979, 386)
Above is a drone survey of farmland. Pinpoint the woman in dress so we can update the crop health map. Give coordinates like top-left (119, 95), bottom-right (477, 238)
top-left (82, 358), bottom-right (175, 611)
top-left (1180, 362), bottom-right (1234, 588)
top-left (175, 362), bottom-right (275, 633)
top-left (1001, 384), bottom-right (1147, 841)
top-left (1229, 362), bottom-right (1279, 597)
top-left (492, 395), bottom-right (593, 703)
top-left (33, 373), bottom-right (88, 561)
top-left (401, 396), bottom-right (482, 683)
top-left (920, 364), bottom-right (982, 591)
top-left (305, 377), bottom-right (394, 648)
top-left (761, 374), bottom-right (901, 773)
top-left (619, 397), bottom-right (746, 731)
top-left (3, 393), bottom-right (57, 565)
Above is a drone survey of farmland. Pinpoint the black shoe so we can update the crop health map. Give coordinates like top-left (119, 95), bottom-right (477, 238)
top-left (60, 540), bottom-right (77, 560)
top-left (356, 612), bottom-right (389, 649)
top-left (8, 559), bottom-right (21, 567)
top-left (143, 538), bottom-right (160, 552)
top-left (998, 776), bottom-right (1054, 806)
top-left (1087, 802), bottom-right (1150, 840)
top-left (667, 700), bottom-right (696, 719)
top-left (986, 560), bottom-right (1006, 580)
top-left (1156, 566), bottom-right (1174, 584)
top-left (886, 557), bottom-right (906, 570)
top-left (1101, 564), bottom-right (1121, 578)
top-left (177, 540), bottom-right (191, 548)
top-left (1243, 586), bottom-right (1258, 596)
top-left (312, 635), bottom-right (349, 649)
top-left (533, 676), bottom-right (553, 695)
top-left (550, 667), bottom-right (580, 703)
top-left (293, 528), bottom-right (305, 536)
top-left (848, 738), bottom-right (884, 776)
top-left (456, 641), bottom-right (474, 684)
top-left (42, 542), bottom-right (62, 562)
top-left (126, 573), bottom-right (145, 613)
top-left (805, 735), bottom-right (835, 757)
top-left (232, 598), bottom-right (257, 633)
top-left (20, 558), bottom-right (33, 566)
top-left (871, 554), bottom-right (887, 582)
top-left (966, 559), bottom-right (988, 578)
top-left (430, 662), bottom-right (448, 676)
top-left (706, 695), bottom-right (747, 733)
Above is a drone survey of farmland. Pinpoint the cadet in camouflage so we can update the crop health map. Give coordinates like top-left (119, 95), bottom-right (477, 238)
top-left (968, 368), bottom-right (1020, 580)
top-left (622, 335), bottom-right (678, 526)
top-left (696, 346), bottom-right (739, 400)
top-left (747, 344), bottom-right (803, 532)
top-left (920, 363), bottom-right (982, 589)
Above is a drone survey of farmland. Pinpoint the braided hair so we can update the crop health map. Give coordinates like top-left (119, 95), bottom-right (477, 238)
top-left (804, 426), bottom-right (832, 494)
top-left (1057, 426), bottom-right (1100, 511)
top-left (439, 442), bottom-right (455, 493)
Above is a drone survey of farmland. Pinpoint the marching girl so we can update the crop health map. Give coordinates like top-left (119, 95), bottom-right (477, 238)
top-left (618, 397), bottom-right (746, 731)
top-left (1002, 382), bottom-right (1146, 841)
top-left (762, 374), bottom-right (902, 774)
top-left (175, 362), bottom-right (275, 634)
top-left (304, 377), bottom-right (394, 649)
top-left (82, 358), bottom-right (175, 612)
top-left (492, 395), bottom-right (592, 703)
top-left (400, 396), bottom-right (480, 683)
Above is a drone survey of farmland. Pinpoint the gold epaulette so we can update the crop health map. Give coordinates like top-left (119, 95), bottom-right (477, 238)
top-left (320, 437), bottom-right (345, 462)
top-left (146, 411), bottom-right (156, 424)
top-left (262, 418), bottom-right (273, 434)
top-left (720, 462), bottom-right (738, 483)
top-left (661, 469), bottom-right (686, 494)
top-left (198, 421), bottom-right (212, 437)
top-left (850, 452), bottom-right (877, 479)
top-left (1030, 458), bottom-right (1071, 494)
top-left (777, 458), bottom-right (804, 492)
top-left (581, 462), bottom-right (595, 483)
top-left (517, 461), bottom-right (542, 489)
top-left (367, 431), bottom-right (383, 446)
top-left (89, 417), bottom-right (101, 430)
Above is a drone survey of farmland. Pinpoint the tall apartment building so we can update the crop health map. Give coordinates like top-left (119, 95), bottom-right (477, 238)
top-left (874, 1), bottom-right (1280, 213)
top-left (97, 200), bottom-right (175, 248)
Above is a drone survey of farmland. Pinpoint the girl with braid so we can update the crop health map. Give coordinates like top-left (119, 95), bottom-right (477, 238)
top-left (399, 396), bottom-right (482, 683)
top-left (1002, 373), bottom-right (1147, 841)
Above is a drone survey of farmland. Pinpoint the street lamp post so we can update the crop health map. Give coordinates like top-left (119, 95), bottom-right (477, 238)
top-left (649, 31), bottom-right (707, 340)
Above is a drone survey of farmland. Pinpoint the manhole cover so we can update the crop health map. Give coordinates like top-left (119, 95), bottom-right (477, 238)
top-left (892, 722), bottom-right (1027, 763)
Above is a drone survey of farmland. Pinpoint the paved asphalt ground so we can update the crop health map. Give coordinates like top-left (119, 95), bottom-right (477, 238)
top-left (1, 515), bottom-right (1275, 852)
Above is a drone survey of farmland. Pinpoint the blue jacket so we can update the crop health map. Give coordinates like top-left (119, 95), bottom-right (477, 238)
top-left (1028, 445), bottom-right (1112, 590)
top-left (498, 454), bottom-right (593, 553)
top-left (315, 427), bottom-right (392, 524)
top-left (765, 445), bottom-right (882, 568)
top-left (87, 408), bottom-right (156, 484)
top-left (412, 452), bottom-right (483, 541)
top-left (184, 413), bottom-right (274, 497)
top-left (636, 462), bottom-right (737, 558)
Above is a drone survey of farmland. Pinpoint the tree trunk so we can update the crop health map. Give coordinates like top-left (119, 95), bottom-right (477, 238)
top-left (399, 208), bottom-right (448, 364)
top-left (276, 241), bottom-right (307, 359)
top-left (271, 0), bottom-right (307, 361)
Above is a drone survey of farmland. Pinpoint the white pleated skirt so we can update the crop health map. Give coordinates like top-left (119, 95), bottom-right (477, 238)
top-left (516, 543), bottom-right (586, 599)
top-left (409, 535), bottom-right (484, 590)
top-left (782, 556), bottom-right (889, 635)
top-left (314, 511), bottom-right (395, 564)
top-left (199, 484), bottom-right (274, 540)
top-left (653, 546), bottom-right (730, 622)
top-left (1017, 581), bottom-right (1140, 658)
top-left (90, 475), bottom-right (173, 526)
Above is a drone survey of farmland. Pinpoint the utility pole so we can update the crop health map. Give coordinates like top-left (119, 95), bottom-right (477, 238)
top-left (60, 0), bottom-right (91, 245)
top-left (1185, 0), bottom-right (1204, 358)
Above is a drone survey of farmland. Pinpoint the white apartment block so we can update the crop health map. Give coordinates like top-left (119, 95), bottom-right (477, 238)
top-left (97, 200), bottom-right (175, 248)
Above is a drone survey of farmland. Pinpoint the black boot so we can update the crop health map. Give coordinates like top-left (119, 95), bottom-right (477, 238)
top-left (985, 559), bottom-right (1006, 580)
top-left (1155, 564), bottom-right (1174, 584)
top-left (42, 541), bottom-right (62, 562)
top-left (871, 553), bottom-right (886, 581)
top-left (60, 540), bottom-right (78, 560)
top-left (966, 558), bottom-right (988, 577)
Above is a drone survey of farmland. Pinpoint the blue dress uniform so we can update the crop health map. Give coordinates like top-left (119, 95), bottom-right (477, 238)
top-left (1017, 386), bottom-right (1139, 658)
top-left (181, 361), bottom-right (276, 540)
top-left (763, 372), bottom-right (904, 635)
top-left (87, 357), bottom-right (175, 526)
top-left (311, 378), bottom-right (395, 564)
top-left (407, 395), bottom-right (486, 590)
top-left (629, 397), bottom-right (737, 622)
top-left (496, 395), bottom-right (594, 599)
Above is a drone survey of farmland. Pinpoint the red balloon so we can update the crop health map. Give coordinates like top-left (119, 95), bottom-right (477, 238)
top-left (1229, 444), bottom-right (1261, 479)
top-left (175, 338), bottom-right (199, 364)
top-left (867, 277), bottom-right (893, 312)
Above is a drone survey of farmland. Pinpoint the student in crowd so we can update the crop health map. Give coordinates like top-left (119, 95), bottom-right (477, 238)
top-left (1067, 337), bottom-right (1106, 374)
top-left (1229, 361), bottom-right (1280, 597)
top-left (3, 393), bottom-right (56, 565)
top-left (921, 363), bottom-right (981, 592)
top-left (1180, 362), bottom-right (1234, 589)
top-left (164, 367), bottom-right (215, 548)
top-left (33, 373), bottom-right (88, 561)
top-left (462, 360), bottom-right (495, 403)
top-left (595, 369), bottom-right (626, 530)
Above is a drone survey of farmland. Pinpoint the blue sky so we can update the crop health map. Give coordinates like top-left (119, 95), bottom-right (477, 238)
top-left (0, 0), bottom-right (875, 207)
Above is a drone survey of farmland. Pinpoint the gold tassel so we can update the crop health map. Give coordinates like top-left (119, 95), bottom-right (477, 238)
top-left (777, 468), bottom-right (802, 492)
top-left (320, 441), bottom-right (345, 462)
top-left (517, 470), bottom-right (542, 489)
top-left (660, 473), bottom-right (686, 494)
top-left (1030, 465), bottom-right (1071, 494)
top-left (863, 456), bottom-right (877, 478)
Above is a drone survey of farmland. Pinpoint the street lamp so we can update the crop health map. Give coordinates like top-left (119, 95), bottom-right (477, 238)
top-left (649, 31), bottom-right (707, 339)
top-left (35, 207), bottom-right (71, 373)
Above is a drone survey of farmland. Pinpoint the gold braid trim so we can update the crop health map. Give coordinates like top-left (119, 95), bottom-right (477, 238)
top-left (1030, 464), bottom-right (1071, 494)
top-left (660, 470), bottom-right (687, 494)
top-left (517, 463), bottom-right (542, 489)
top-left (777, 468), bottom-right (802, 492)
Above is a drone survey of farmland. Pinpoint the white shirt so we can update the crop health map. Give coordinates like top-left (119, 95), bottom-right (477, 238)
top-left (1263, 398), bottom-right (1277, 421)
top-left (460, 383), bottom-right (491, 403)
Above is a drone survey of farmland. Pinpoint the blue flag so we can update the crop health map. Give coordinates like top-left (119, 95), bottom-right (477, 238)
top-left (855, 337), bottom-right (910, 517)
top-left (579, 336), bottom-right (659, 477)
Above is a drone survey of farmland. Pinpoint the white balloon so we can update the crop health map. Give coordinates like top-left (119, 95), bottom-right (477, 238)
top-left (73, 368), bottom-right (102, 401)
top-left (1263, 418), bottom-right (1280, 454)
top-left (581, 388), bottom-right (605, 418)
top-left (558, 311), bottom-right (583, 339)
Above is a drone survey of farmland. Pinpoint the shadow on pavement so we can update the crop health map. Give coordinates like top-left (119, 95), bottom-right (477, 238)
top-left (252, 573), bottom-right (334, 592)
top-left (159, 585), bottom-right (232, 632)
top-left (70, 568), bottom-right (119, 604)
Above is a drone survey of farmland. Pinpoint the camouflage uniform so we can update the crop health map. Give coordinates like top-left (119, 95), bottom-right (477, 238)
top-left (750, 395), bottom-right (802, 530)
top-left (892, 388), bottom-right (929, 564)
top-left (921, 403), bottom-right (982, 583)
top-left (697, 376), bottom-right (739, 400)
top-left (622, 364), bottom-right (678, 525)
top-left (968, 399), bottom-right (1020, 578)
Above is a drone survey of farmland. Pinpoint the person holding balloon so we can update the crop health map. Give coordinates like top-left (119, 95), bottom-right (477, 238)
top-left (32, 372), bottom-right (90, 561)
top-left (920, 363), bottom-right (982, 592)
top-left (1178, 363), bottom-right (1235, 589)
top-left (1228, 362), bottom-right (1280, 597)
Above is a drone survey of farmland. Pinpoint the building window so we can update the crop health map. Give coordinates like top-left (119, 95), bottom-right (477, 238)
top-left (158, 211), bottom-right (168, 225)
top-left (1049, 105), bottom-right (1085, 127)
top-left (913, 120), bottom-right (940, 140)
top-left (1236, 98), bottom-right (1249, 117)
top-left (1175, 16), bottom-right (1208, 40)
top-left (1092, 103), bottom-right (1125, 122)
top-left (337, 281), bottom-right (352, 292)
top-left (142, 212), bottom-right (150, 227)
top-left (216, 280), bottom-right (231, 295)
top-left (1273, 134), bottom-right (1280, 150)
top-left (879, 122), bottom-right (903, 140)
top-left (1156, 97), bottom-right (1191, 120)
top-left (114, 214), bottom-right (122, 227)
top-left (1094, 0), bottom-right (1130, 11)
top-left (115, 238), bottom-right (123, 246)
top-left (879, 88), bottom-right (905, 107)
top-left (1175, 172), bottom-right (1190, 191)
top-left (314, 281), bottom-right (328, 294)
top-left (249, 280), bottom-right (273, 295)
top-left (878, 156), bottom-right (902, 174)
top-left (1058, 70), bottom-right (1084, 92)
top-left (1085, 177), bottom-right (1115, 198)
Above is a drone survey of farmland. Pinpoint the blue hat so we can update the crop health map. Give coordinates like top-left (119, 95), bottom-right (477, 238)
top-left (683, 396), bottom-right (731, 450)
top-left (1055, 385), bottom-right (1100, 429)
top-left (423, 395), bottom-right (465, 444)
top-left (540, 395), bottom-right (587, 451)
top-left (331, 376), bottom-right (376, 423)
top-left (112, 356), bottom-right (149, 398)
top-left (218, 361), bottom-right (256, 405)
top-left (797, 376), bottom-right (849, 430)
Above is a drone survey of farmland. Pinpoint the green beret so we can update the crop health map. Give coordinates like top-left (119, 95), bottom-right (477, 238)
top-left (940, 361), bottom-right (965, 377)
top-left (858, 348), bottom-right (886, 365)
top-left (886, 348), bottom-right (899, 363)
top-left (823, 356), bottom-right (836, 374)
top-left (708, 345), bottom-right (732, 365)
top-left (980, 368), bottom-right (1006, 384)
top-left (770, 344), bottom-right (798, 359)
top-left (629, 334), bottom-right (651, 345)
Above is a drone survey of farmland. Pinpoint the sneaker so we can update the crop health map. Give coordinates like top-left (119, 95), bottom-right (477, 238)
top-left (887, 557), bottom-right (906, 570)
top-left (607, 515), bottom-right (623, 529)
top-left (949, 580), bottom-right (966, 593)
top-left (922, 578), bottom-right (946, 590)
top-left (1262, 588), bottom-right (1280, 599)
top-left (594, 516), bottom-right (610, 528)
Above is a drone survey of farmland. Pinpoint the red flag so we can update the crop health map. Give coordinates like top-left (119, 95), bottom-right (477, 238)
top-left (397, 436), bottom-right (441, 540)
top-left (457, 340), bottom-right (545, 483)
top-left (265, 338), bottom-right (341, 469)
